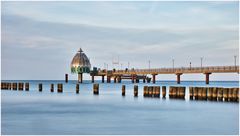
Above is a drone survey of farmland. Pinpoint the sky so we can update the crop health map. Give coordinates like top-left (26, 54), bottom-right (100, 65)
top-left (1, 1), bottom-right (239, 81)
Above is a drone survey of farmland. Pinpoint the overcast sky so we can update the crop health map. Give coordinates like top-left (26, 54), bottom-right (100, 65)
top-left (1, 1), bottom-right (239, 81)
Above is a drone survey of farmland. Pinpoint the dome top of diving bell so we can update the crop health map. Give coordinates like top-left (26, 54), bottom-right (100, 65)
top-left (71, 48), bottom-right (91, 73)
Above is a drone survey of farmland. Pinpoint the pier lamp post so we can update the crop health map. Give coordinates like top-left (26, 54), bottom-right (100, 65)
top-left (148, 60), bottom-right (151, 69)
top-left (234, 55), bottom-right (237, 70)
top-left (172, 59), bottom-right (175, 72)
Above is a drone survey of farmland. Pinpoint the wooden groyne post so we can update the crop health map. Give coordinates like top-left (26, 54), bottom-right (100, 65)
top-left (50, 84), bottom-right (54, 92)
top-left (76, 84), bottom-right (79, 94)
top-left (162, 86), bottom-right (166, 98)
top-left (39, 83), bottom-right (42, 92)
top-left (134, 85), bottom-right (138, 97)
top-left (93, 84), bottom-right (99, 95)
top-left (57, 84), bottom-right (63, 93)
top-left (25, 83), bottom-right (29, 91)
top-left (122, 85), bottom-right (125, 96)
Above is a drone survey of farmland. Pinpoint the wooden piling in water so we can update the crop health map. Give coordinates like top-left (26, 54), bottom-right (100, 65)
top-left (162, 86), bottom-right (166, 98)
top-left (202, 87), bottom-right (207, 100)
top-left (12, 83), bottom-right (17, 90)
top-left (122, 85), bottom-right (125, 96)
top-left (212, 87), bottom-right (217, 101)
top-left (152, 86), bottom-right (156, 97)
top-left (76, 84), bottom-right (79, 94)
top-left (134, 85), bottom-right (138, 97)
top-left (18, 83), bottom-right (24, 91)
top-left (193, 87), bottom-right (198, 100)
top-left (155, 86), bottom-right (160, 98)
top-left (39, 84), bottom-right (42, 92)
top-left (57, 84), bottom-right (63, 93)
top-left (207, 87), bottom-right (213, 101)
top-left (143, 86), bottom-right (148, 97)
top-left (179, 87), bottom-right (185, 99)
top-left (93, 84), bottom-right (99, 95)
top-left (223, 88), bottom-right (229, 102)
top-left (148, 86), bottom-right (153, 97)
top-left (172, 87), bottom-right (177, 98)
top-left (197, 87), bottom-right (203, 100)
top-left (217, 88), bottom-right (223, 101)
top-left (65, 74), bottom-right (68, 83)
top-left (25, 83), bottom-right (29, 91)
top-left (232, 88), bottom-right (238, 102)
top-left (169, 86), bottom-right (173, 98)
top-left (189, 87), bottom-right (193, 100)
top-left (228, 88), bottom-right (233, 102)
top-left (50, 84), bottom-right (54, 92)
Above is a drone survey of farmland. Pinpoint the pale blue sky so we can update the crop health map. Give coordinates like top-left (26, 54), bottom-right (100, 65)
top-left (1, 1), bottom-right (239, 81)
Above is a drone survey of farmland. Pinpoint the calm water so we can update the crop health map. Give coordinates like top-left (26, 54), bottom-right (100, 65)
top-left (1, 80), bottom-right (239, 135)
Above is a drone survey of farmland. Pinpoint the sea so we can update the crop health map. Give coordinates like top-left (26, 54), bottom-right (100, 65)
top-left (1, 80), bottom-right (239, 135)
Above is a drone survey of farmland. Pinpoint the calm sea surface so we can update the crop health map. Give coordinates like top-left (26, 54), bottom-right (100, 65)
top-left (1, 80), bottom-right (239, 135)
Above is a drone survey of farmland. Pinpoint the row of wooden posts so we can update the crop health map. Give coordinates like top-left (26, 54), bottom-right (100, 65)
top-left (1, 82), bottom-right (239, 102)
top-left (189, 87), bottom-right (239, 102)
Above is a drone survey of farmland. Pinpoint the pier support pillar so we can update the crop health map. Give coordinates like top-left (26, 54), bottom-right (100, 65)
top-left (78, 73), bottom-right (83, 83)
top-left (114, 77), bottom-right (117, 83)
top-left (92, 75), bottom-right (95, 83)
top-left (152, 74), bottom-right (157, 84)
top-left (143, 78), bottom-right (146, 83)
top-left (65, 74), bottom-right (68, 83)
top-left (176, 73), bottom-right (182, 84)
top-left (102, 75), bottom-right (105, 83)
top-left (205, 73), bottom-right (211, 84)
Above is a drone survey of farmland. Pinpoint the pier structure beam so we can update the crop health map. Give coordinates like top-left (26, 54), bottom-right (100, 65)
top-left (102, 75), bottom-right (105, 83)
top-left (152, 74), bottom-right (157, 84)
top-left (204, 73), bottom-right (211, 84)
top-left (143, 77), bottom-right (146, 83)
top-left (176, 73), bottom-right (182, 84)
top-left (91, 75), bottom-right (95, 83)
top-left (78, 73), bottom-right (83, 83)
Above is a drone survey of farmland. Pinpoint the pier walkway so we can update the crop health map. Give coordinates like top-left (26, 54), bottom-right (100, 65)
top-left (91, 65), bottom-right (239, 84)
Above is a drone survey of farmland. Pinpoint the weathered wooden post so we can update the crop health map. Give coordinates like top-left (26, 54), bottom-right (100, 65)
top-left (122, 85), bottom-right (125, 96)
top-left (25, 83), bottom-right (29, 91)
top-left (207, 87), bottom-right (213, 101)
top-left (202, 87), bottom-right (207, 100)
top-left (189, 87), bottom-right (193, 100)
top-left (217, 88), bottom-right (223, 101)
top-left (39, 83), bottom-right (42, 92)
top-left (212, 87), bottom-right (217, 101)
top-left (18, 83), bottom-right (24, 91)
top-left (152, 86), bottom-right (156, 97)
top-left (223, 88), bottom-right (229, 102)
top-left (228, 88), bottom-right (234, 102)
top-left (134, 85), bottom-right (138, 97)
top-left (93, 84), bottom-right (99, 95)
top-left (179, 87), bottom-right (185, 99)
top-left (143, 86), bottom-right (148, 97)
top-left (155, 86), bottom-right (160, 98)
top-left (193, 87), bottom-right (198, 100)
top-left (50, 84), bottom-right (54, 92)
top-left (65, 74), bottom-right (68, 83)
top-left (162, 86), bottom-right (166, 98)
top-left (169, 86), bottom-right (173, 98)
top-left (232, 88), bottom-right (239, 102)
top-left (148, 86), bottom-right (153, 97)
top-left (197, 87), bottom-right (203, 100)
top-left (12, 83), bottom-right (17, 90)
top-left (76, 84), bottom-right (79, 94)
top-left (172, 87), bottom-right (177, 98)
top-left (57, 84), bottom-right (63, 93)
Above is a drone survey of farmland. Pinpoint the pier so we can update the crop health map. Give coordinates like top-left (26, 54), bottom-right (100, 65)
top-left (90, 65), bottom-right (239, 84)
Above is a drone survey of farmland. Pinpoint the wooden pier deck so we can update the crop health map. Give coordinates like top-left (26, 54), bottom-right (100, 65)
top-left (90, 65), bottom-right (239, 84)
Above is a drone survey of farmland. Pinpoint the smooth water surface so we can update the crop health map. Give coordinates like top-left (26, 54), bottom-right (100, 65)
top-left (1, 80), bottom-right (239, 135)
